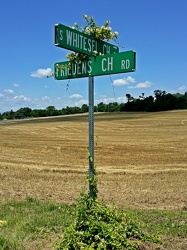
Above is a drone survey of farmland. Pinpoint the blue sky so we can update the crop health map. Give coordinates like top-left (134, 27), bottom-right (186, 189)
top-left (0, 0), bottom-right (187, 113)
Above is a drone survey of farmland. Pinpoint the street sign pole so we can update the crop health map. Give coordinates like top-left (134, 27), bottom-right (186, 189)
top-left (88, 76), bottom-right (95, 198)
top-left (54, 23), bottom-right (136, 199)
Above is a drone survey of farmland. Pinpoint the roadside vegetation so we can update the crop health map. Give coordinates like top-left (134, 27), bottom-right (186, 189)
top-left (1, 90), bottom-right (187, 120)
top-left (0, 196), bottom-right (187, 249)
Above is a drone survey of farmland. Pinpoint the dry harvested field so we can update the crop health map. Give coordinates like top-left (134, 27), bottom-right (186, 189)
top-left (0, 110), bottom-right (187, 210)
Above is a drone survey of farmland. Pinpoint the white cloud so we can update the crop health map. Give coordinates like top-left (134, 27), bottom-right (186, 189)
top-left (95, 97), bottom-right (115, 105)
top-left (13, 83), bottom-right (20, 87)
top-left (74, 99), bottom-right (88, 106)
top-left (117, 96), bottom-right (127, 103)
top-left (4, 89), bottom-right (14, 94)
top-left (31, 68), bottom-right (52, 78)
top-left (112, 76), bottom-right (136, 86)
top-left (178, 85), bottom-right (186, 91)
top-left (101, 97), bottom-right (115, 103)
top-left (69, 94), bottom-right (83, 99)
top-left (128, 81), bottom-right (152, 89)
top-left (0, 94), bottom-right (4, 98)
top-left (13, 95), bottom-right (31, 102)
top-left (41, 96), bottom-right (51, 101)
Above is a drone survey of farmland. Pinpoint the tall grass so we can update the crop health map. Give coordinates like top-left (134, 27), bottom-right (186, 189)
top-left (0, 197), bottom-right (74, 249)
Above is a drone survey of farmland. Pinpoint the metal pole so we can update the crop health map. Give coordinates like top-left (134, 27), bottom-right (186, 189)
top-left (88, 76), bottom-right (95, 198)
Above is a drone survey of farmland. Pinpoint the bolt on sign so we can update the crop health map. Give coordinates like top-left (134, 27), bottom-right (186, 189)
top-left (55, 23), bottom-right (119, 55)
top-left (54, 50), bottom-right (136, 80)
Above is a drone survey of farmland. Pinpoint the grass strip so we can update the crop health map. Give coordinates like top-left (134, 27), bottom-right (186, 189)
top-left (0, 198), bottom-right (187, 249)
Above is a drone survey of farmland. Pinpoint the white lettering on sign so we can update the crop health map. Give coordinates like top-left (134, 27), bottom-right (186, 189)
top-left (88, 39), bottom-right (92, 52)
top-left (102, 58), bottom-right (107, 71)
top-left (83, 37), bottom-right (87, 51)
top-left (108, 57), bottom-right (113, 71)
top-left (79, 35), bottom-right (83, 49)
top-left (92, 40), bottom-right (97, 52)
top-left (73, 32), bottom-right (77, 47)
top-left (102, 44), bottom-right (110, 54)
top-left (121, 59), bottom-right (130, 70)
top-left (82, 61), bottom-right (87, 74)
top-left (65, 29), bottom-right (98, 53)
top-left (66, 30), bottom-right (72, 45)
top-left (72, 64), bottom-right (76, 75)
top-left (87, 61), bottom-right (92, 74)
top-left (59, 30), bottom-right (63, 40)
top-left (77, 63), bottom-right (81, 75)
top-left (102, 57), bottom-right (113, 72)
top-left (56, 60), bottom-right (93, 79)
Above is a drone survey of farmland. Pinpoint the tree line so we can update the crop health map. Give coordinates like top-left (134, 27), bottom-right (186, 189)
top-left (1, 90), bottom-right (187, 120)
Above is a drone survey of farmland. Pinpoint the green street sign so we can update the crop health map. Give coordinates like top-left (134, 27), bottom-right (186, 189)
top-left (54, 50), bottom-right (136, 80)
top-left (92, 50), bottom-right (136, 76)
top-left (55, 23), bottom-right (119, 55)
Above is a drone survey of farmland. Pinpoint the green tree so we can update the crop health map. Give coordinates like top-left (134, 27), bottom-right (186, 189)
top-left (126, 93), bottom-right (134, 102)
top-left (108, 102), bottom-right (119, 112)
top-left (15, 107), bottom-right (32, 118)
top-left (143, 96), bottom-right (154, 111)
top-left (94, 105), bottom-right (98, 112)
top-left (2, 110), bottom-right (15, 119)
top-left (81, 104), bottom-right (89, 113)
top-left (139, 93), bottom-right (145, 100)
top-left (30, 109), bottom-right (47, 117)
top-left (46, 106), bottom-right (58, 116)
top-left (174, 93), bottom-right (187, 109)
top-left (154, 90), bottom-right (167, 102)
top-left (97, 102), bottom-right (107, 112)
top-left (60, 108), bottom-right (67, 115)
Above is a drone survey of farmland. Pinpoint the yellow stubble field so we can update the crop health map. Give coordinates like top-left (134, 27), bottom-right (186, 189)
top-left (0, 110), bottom-right (187, 210)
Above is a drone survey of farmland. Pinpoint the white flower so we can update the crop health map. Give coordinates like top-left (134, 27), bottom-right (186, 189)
top-left (113, 31), bottom-right (118, 37)
top-left (93, 50), bottom-right (98, 56)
